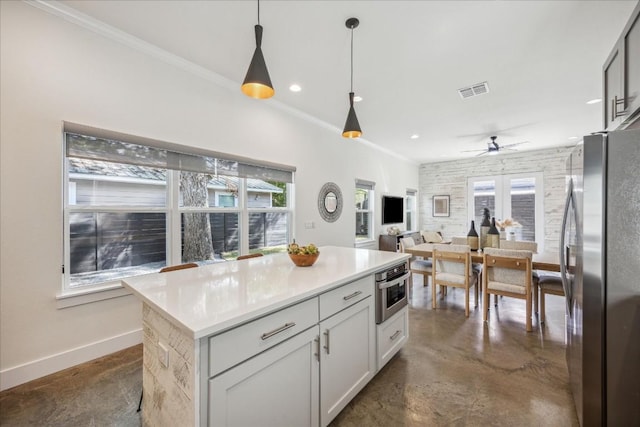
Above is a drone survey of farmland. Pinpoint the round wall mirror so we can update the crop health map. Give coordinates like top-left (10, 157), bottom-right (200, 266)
top-left (318, 182), bottom-right (343, 222)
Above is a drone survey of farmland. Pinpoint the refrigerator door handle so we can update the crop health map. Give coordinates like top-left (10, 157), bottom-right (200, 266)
top-left (560, 179), bottom-right (573, 314)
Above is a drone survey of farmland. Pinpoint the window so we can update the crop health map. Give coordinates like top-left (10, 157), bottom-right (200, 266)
top-left (355, 180), bottom-right (375, 242)
top-left (467, 173), bottom-right (544, 249)
top-left (63, 123), bottom-right (294, 291)
top-left (406, 189), bottom-right (417, 230)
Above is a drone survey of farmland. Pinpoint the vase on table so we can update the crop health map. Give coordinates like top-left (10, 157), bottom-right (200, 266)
top-left (487, 217), bottom-right (500, 248)
top-left (467, 220), bottom-right (479, 251)
top-left (480, 208), bottom-right (491, 249)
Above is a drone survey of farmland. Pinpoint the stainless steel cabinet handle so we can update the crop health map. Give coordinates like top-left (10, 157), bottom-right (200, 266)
top-left (378, 271), bottom-right (411, 290)
top-left (390, 330), bottom-right (401, 341)
top-left (323, 330), bottom-right (330, 354)
top-left (613, 95), bottom-right (626, 120)
top-left (314, 336), bottom-right (320, 361)
top-left (260, 322), bottom-right (296, 340)
top-left (560, 179), bottom-right (574, 315)
top-left (343, 290), bottom-right (362, 301)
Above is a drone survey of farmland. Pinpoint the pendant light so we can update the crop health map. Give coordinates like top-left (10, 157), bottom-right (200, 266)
top-left (241, 0), bottom-right (274, 99)
top-left (342, 17), bottom-right (362, 138)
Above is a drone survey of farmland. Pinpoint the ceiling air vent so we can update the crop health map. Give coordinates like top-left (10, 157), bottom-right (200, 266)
top-left (458, 81), bottom-right (490, 99)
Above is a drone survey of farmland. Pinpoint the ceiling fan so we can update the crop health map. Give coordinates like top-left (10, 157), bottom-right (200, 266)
top-left (462, 135), bottom-right (529, 156)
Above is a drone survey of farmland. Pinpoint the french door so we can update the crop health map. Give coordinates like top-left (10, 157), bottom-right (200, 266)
top-left (467, 173), bottom-right (544, 250)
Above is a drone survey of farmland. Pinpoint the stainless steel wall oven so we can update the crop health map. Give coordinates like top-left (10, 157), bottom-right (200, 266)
top-left (375, 261), bottom-right (410, 324)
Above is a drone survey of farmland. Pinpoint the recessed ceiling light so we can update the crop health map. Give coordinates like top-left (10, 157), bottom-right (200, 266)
top-left (586, 98), bottom-right (602, 105)
top-left (289, 84), bottom-right (301, 92)
top-left (569, 136), bottom-right (580, 140)
top-left (410, 134), bottom-right (419, 139)
top-left (353, 95), bottom-right (363, 102)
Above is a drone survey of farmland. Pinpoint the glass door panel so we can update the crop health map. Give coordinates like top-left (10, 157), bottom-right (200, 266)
top-left (472, 179), bottom-right (496, 227)
top-left (468, 173), bottom-right (544, 251)
top-left (508, 177), bottom-right (536, 241)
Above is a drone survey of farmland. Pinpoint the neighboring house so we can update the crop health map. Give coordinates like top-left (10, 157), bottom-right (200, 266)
top-left (68, 158), bottom-right (283, 208)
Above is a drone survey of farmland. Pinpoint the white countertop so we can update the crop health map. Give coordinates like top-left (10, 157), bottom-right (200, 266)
top-left (122, 246), bottom-right (409, 339)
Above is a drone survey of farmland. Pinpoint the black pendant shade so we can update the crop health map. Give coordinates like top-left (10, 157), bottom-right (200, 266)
top-left (342, 92), bottom-right (362, 138)
top-left (342, 17), bottom-right (361, 138)
top-left (241, 6), bottom-right (274, 99)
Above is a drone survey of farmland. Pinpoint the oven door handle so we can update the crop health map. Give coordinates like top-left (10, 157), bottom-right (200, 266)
top-left (377, 272), bottom-right (411, 290)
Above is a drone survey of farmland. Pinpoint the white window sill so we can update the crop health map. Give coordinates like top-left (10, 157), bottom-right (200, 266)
top-left (56, 282), bottom-right (133, 309)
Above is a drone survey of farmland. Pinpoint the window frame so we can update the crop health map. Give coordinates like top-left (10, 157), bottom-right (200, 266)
top-left (355, 179), bottom-right (375, 245)
top-left (406, 189), bottom-right (417, 231)
top-left (61, 124), bottom-right (295, 303)
top-left (467, 172), bottom-right (544, 250)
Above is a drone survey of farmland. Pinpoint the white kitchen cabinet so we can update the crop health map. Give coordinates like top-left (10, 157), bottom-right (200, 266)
top-left (209, 325), bottom-right (320, 427)
top-left (209, 297), bottom-right (319, 377)
top-left (123, 247), bottom-right (410, 427)
top-left (377, 306), bottom-right (409, 370)
top-left (604, 2), bottom-right (640, 130)
top-left (319, 296), bottom-right (375, 427)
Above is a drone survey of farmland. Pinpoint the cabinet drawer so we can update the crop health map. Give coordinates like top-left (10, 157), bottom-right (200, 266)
top-left (319, 275), bottom-right (373, 320)
top-left (377, 306), bottom-right (408, 370)
top-left (209, 297), bottom-right (319, 377)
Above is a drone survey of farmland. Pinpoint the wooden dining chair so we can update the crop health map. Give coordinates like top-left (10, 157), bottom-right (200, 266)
top-left (451, 237), bottom-right (483, 289)
top-left (499, 240), bottom-right (538, 253)
top-left (236, 253), bottom-right (264, 260)
top-left (159, 262), bottom-right (199, 273)
top-left (431, 244), bottom-right (478, 317)
top-left (399, 237), bottom-right (432, 289)
top-left (482, 248), bottom-right (534, 332)
top-left (535, 272), bottom-right (564, 324)
top-left (496, 240), bottom-right (539, 310)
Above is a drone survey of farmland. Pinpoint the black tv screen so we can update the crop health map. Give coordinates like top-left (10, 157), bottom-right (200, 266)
top-left (382, 196), bottom-right (404, 224)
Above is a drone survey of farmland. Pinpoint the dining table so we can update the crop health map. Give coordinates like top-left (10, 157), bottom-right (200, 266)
top-left (403, 242), bottom-right (560, 272)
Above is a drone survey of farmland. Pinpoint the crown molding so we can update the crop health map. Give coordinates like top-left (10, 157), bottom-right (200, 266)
top-left (25, 0), bottom-right (415, 164)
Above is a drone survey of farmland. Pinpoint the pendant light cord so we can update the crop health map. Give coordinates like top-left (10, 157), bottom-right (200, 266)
top-left (350, 26), bottom-right (354, 92)
top-left (257, 0), bottom-right (260, 25)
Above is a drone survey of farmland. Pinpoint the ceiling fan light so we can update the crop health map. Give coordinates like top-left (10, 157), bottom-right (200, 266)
top-left (241, 24), bottom-right (274, 99)
top-left (342, 92), bottom-right (362, 138)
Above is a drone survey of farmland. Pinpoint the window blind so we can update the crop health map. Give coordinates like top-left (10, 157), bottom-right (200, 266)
top-left (355, 179), bottom-right (375, 190)
top-left (64, 122), bottom-right (295, 183)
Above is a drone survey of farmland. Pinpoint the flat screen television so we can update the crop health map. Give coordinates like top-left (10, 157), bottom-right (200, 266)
top-left (382, 195), bottom-right (404, 224)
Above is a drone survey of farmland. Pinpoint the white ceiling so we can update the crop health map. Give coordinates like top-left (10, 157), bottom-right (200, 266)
top-left (58, 0), bottom-right (638, 163)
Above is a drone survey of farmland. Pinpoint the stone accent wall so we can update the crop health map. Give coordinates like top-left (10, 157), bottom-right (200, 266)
top-left (142, 303), bottom-right (198, 427)
top-left (418, 146), bottom-right (574, 253)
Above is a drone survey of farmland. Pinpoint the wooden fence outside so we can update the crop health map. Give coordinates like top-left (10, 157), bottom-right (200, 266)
top-left (70, 212), bottom-right (288, 274)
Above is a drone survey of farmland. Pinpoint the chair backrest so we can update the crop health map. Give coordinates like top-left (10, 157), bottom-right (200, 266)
top-left (421, 230), bottom-right (443, 243)
top-left (433, 244), bottom-right (470, 275)
top-left (399, 237), bottom-right (416, 252)
top-left (159, 262), bottom-right (198, 273)
top-left (483, 248), bottom-right (532, 287)
top-left (450, 236), bottom-right (468, 245)
top-left (237, 253), bottom-right (264, 260)
top-left (499, 240), bottom-right (538, 253)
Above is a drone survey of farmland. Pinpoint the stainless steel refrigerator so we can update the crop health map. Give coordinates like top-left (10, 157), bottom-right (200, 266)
top-left (561, 128), bottom-right (640, 426)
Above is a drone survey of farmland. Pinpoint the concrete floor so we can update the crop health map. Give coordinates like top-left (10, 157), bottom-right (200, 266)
top-left (0, 276), bottom-right (577, 426)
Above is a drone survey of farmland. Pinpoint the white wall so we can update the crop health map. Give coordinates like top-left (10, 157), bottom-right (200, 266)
top-left (418, 145), bottom-right (574, 253)
top-left (0, 1), bottom-right (418, 389)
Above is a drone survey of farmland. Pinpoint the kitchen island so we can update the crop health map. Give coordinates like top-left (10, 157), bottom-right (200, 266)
top-left (123, 246), bottom-right (410, 427)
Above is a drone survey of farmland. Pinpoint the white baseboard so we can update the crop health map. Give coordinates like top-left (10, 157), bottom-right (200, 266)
top-left (0, 329), bottom-right (142, 391)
